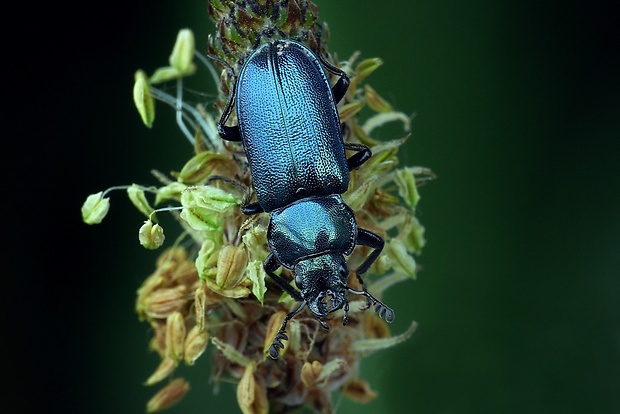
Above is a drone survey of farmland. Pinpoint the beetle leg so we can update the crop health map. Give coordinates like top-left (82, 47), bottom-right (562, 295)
top-left (264, 253), bottom-right (303, 302)
top-left (348, 229), bottom-right (394, 322)
top-left (241, 201), bottom-right (264, 216)
top-left (317, 50), bottom-right (350, 104)
top-left (354, 228), bottom-right (385, 277)
top-left (269, 299), bottom-right (308, 359)
top-left (344, 142), bottom-right (372, 171)
top-left (354, 228), bottom-right (385, 310)
top-left (342, 299), bottom-right (350, 325)
top-left (346, 286), bottom-right (395, 323)
top-left (217, 76), bottom-right (242, 141)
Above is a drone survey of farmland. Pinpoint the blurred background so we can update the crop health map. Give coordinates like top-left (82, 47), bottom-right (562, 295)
top-left (9, 0), bottom-right (618, 413)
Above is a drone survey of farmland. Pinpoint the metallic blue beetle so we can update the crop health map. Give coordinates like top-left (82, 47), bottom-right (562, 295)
top-left (218, 39), bottom-right (394, 358)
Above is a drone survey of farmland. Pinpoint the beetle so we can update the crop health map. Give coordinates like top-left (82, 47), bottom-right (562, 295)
top-left (217, 39), bottom-right (394, 358)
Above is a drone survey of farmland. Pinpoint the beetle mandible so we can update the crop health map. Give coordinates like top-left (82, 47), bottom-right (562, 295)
top-left (217, 39), bottom-right (394, 359)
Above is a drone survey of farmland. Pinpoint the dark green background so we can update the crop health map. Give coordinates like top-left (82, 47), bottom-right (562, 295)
top-left (10, 0), bottom-right (618, 413)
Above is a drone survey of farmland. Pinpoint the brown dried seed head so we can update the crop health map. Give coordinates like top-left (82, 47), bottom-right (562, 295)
top-left (183, 325), bottom-right (209, 366)
top-left (341, 378), bottom-right (378, 403)
top-left (194, 285), bottom-right (207, 331)
top-left (136, 274), bottom-right (166, 319)
top-left (145, 357), bottom-right (178, 386)
top-left (142, 285), bottom-right (189, 319)
top-left (301, 360), bottom-right (324, 387)
top-left (236, 361), bottom-right (268, 414)
top-left (215, 244), bottom-right (249, 289)
top-left (146, 377), bottom-right (190, 413)
top-left (165, 311), bottom-right (186, 362)
top-left (363, 314), bottom-right (391, 339)
top-left (263, 311), bottom-right (287, 356)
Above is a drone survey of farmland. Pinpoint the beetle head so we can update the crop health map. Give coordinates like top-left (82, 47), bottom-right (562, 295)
top-left (294, 253), bottom-right (349, 320)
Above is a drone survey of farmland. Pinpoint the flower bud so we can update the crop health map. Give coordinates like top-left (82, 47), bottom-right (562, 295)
top-left (246, 260), bottom-right (266, 305)
top-left (127, 184), bottom-right (155, 218)
top-left (176, 151), bottom-right (231, 184)
top-left (154, 182), bottom-right (186, 204)
top-left (169, 29), bottom-right (196, 75)
top-left (203, 245), bottom-right (251, 298)
top-left (355, 57), bottom-right (383, 83)
top-left (81, 192), bottom-right (110, 224)
top-left (338, 100), bottom-right (365, 123)
top-left (139, 220), bottom-right (165, 250)
top-left (133, 70), bottom-right (155, 127)
top-left (180, 186), bottom-right (240, 231)
top-left (393, 167), bottom-right (420, 208)
top-left (150, 29), bottom-right (196, 84)
top-left (385, 238), bottom-right (417, 279)
top-left (364, 84), bottom-right (393, 113)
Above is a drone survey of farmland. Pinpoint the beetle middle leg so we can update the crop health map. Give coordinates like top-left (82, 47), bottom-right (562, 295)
top-left (318, 49), bottom-right (350, 104)
top-left (344, 142), bottom-right (372, 171)
top-left (263, 253), bottom-right (303, 302)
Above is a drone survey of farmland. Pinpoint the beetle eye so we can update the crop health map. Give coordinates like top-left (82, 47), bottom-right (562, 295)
top-left (339, 262), bottom-right (349, 278)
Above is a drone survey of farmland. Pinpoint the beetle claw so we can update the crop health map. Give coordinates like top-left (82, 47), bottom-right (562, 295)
top-left (269, 331), bottom-right (289, 359)
top-left (373, 301), bottom-right (395, 323)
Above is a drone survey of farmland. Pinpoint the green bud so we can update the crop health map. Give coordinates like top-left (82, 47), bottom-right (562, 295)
top-left (385, 238), bottom-right (417, 279)
top-left (176, 151), bottom-right (230, 184)
top-left (338, 100), bottom-right (365, 124)
top-left (127, 184), bottom-right (155, 218)
top-left (81, 191), bottom-right (110, 225)
top-left (343, 176), bottom-right (377, 212)
top-left (169, 29), bottom-right (196, 75)
top-left (362, 111), bottom-right (411, 135)
top-left (150, 29), bottom-right (196, 84)
top-left (133, 70), bottom-right (155, 128)
top-left (149, 66), bottom-right (183, 84)
top-left (400, 215), bottom-right (426, 254)
top-left (355, 57), bottom-right (383, 84)
top-left (155, 182), bottom-right (186, 205)
top-left (364, 84), bottom-right (393, 113)
top-left (351, 321), bottom-right (418, 353)
top-left (246, 260), bottom-right (267, 305)
top-left (179, 186), bottom-right (240, 231)
top-left (241, 223), bottom-right (268, 260)
top-left (195, 239), bottom-right (217, 283)
top-left (393, 167), bottom-right (420, 208)
top-left (139, 220), bottom-right (165, 250)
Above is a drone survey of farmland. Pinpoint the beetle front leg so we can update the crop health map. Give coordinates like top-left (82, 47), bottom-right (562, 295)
top-left (268, 300), bottom-right (308, 359)
top-left (263, 253), bottom-right (309, 358)
top-left (264, 253), bottom-right (303, 302)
